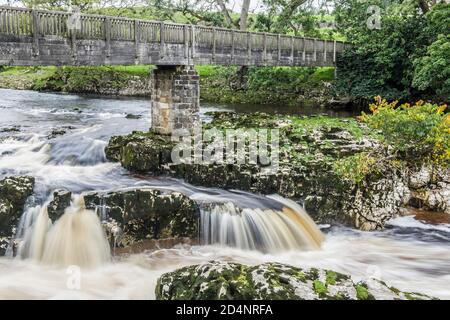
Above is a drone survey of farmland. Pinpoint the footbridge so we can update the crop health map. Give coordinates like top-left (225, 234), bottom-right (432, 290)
top-left (0, 6), bottom-right (349, 134)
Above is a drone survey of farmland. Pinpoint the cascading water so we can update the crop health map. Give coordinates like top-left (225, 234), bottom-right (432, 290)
top-left (199, 195), bottom-right (324, 252)
top-left (16, 196), bottom-right (111, 268)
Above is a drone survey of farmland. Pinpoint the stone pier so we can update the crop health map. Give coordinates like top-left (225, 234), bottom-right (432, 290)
top-left (151, 65), bottom-right (200, 135)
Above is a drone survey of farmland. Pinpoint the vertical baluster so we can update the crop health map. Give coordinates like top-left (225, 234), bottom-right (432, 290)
top-left (277, 34), bottom-right (281, 64)
top-left (191, 25), bottom-right (195, 60)
top-left (71, 13), bottom-right (77, 58)
top-left (212, 27), bottom-right (216, 62)
top-left (290, 35), bottom-right (294, 65)
top-left (231, 30), bottom-right (235, 64)
top-left (263, 33), bottom-right (267, 63)
top-left (134, 20), bottom-right (140, 59)
top-left (323, 39), bottom-right (327, 62)
top-left (302, 37), bottom-right (306, 62)
top-left (247, 32), bottom-right (251, 64)
top-left (313, 38), bottom-right (317, 62)
top-left (182, 24), bottom-right (187, 59)
top-left (160, 21), bottom-right (165, 58)
top-left (333, 40), bottom-right (336, 63)
top-left (32, 10), bottom-right (40, 56)
top-left (105, 17), bottom-right (111, 58)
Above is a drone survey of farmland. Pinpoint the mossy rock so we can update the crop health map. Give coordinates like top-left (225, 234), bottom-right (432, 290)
top-left (83, 188), bottom-right (199, 247)
top-left (0, 176), bottom-right (34, 237)
top-left (156, 261), bottom-right (436, 300)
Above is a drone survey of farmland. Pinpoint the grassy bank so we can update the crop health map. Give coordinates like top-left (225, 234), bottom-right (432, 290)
top-left (198, 66), bottom-right (335, 105)
top-left (0, 65), bottom-right (336, 105)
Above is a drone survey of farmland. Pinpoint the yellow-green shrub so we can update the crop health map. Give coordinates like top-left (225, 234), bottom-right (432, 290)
top-left (360, 96), bottom-right (449, 165)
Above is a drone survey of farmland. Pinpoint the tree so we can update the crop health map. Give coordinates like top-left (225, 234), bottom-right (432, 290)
top-left (22, 0), bottom-right (99, 10)
top-left (334, 0), bottom-right (449, 102)
top-left (413, 35), bottom-right (450, 102)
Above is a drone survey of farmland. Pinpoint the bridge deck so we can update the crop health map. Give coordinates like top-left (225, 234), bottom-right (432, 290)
top-left (0, 6), bottom-right (349, 67)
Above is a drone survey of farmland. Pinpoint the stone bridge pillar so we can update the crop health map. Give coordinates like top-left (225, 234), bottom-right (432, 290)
top-left (151, 65), bottom-right (200, 135)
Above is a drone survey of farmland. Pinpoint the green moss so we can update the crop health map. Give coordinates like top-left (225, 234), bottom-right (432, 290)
top-left (355, 283), bottom-right (375, 300)
top-left (313, 280), bottom-right (328, 297)
top-left (325, 271), bottom-right (338, 285)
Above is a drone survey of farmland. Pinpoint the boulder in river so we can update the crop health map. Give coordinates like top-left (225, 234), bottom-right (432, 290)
top-left (0, 176), bottom-right (34, 255)
top-left (47, 189), bottom-right (72, 222)
top-left (83, 188), bottom-right (199, 247)
top-left (156, 261), bottom-right (435, 300)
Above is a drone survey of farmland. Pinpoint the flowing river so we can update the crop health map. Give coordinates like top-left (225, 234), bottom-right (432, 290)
top-left (0, 88), bottom-right (449, 299)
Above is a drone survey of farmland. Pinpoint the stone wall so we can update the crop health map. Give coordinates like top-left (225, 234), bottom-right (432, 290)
top-left (151, 65), bottom-right (200, 135)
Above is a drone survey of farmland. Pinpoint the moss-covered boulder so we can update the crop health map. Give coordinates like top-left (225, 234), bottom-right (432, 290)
top-left (156, 261), bottom-right (435, 300)
top-left (83, 188), bottom-right (199, 247)
top-left (105, 131), bottom-right (174, 172)
top-left (0, 176), bottom-right (35, 255)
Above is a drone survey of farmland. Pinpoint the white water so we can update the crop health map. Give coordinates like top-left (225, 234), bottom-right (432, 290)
top-left (16, 197), bottom-right (111, 268)
top-left (1, 228), bottom-right (450, 299)
top-left (200, 195), bottom-right (324, 252)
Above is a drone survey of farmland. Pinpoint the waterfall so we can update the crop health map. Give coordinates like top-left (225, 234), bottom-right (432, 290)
top-left (200, 194), bottom-right (324, 252)
top-left (16, 196), bottom-right (111, 268)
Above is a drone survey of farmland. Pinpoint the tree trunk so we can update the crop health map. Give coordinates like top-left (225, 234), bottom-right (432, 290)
top-left (418, 0), bottom-right (430, 13)
top-left (239, 0), bottom-right (251, 31)
top-left (216, 0), bottom-right (235, 28)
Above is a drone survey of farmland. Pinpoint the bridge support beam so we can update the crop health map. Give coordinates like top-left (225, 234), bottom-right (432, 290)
top-left (151, 65), bottom-right (200, 135)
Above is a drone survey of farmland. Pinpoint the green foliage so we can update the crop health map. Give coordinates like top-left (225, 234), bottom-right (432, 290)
top-left (413, 35), bottom-right (450, 101)
top-left (333, 153), bottom-right (379, 184)
top-left (199, 66), bottom-right (335, 105)
top-left (360, 97), bottom-right (450, 164)
top-left (334, 1), bottom-right (449, 102)
top-left (34, 66), bottom-right (141, 92)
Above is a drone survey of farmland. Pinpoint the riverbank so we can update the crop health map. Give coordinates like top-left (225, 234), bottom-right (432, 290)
top-left (0, 65), bottom-right (340, 106)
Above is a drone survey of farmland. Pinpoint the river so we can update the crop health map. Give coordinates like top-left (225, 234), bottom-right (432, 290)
top-left (0, 88), bottom-right (449, 299)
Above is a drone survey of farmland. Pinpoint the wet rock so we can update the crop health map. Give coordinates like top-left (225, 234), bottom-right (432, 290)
top-left (156, 261), bottom-right (435, 300)
top-left (105, 131), bottom-right (173, 172)
top-left (48, 128), bottom-right (67, 138)
top-left (125, 113), bottom-right (142, 119)
top-left (408, 166), bottom-right (450, 214)
top-left (0, 126), bottom-right (20, 133)
top-left (83, 188), bottom-right (199, 247)
top-left (0, 176), bottom-right (34, 255)
top-left (47, 189), bottom-right (72, 222)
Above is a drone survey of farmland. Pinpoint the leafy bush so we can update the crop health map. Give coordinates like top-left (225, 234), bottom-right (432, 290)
top-left (333, 152), bottom-right (379, 184)
top-left (360, 97), bottom-right (450, 164)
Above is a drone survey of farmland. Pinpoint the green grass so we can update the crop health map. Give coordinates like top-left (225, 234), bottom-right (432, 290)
top-left (289, 115), bottom-right (367, 140)
top-left (109, 65), bottom-right (153, 76)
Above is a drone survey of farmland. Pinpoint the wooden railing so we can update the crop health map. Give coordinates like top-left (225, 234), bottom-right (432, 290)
top-left (0, 6), bottom-right (349, 64)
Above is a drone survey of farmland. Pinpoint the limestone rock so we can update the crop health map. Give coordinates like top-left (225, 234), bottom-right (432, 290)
top-left (105, 113), bottom-right (450, 231)
top-left (156, 261), bottom-right (435, 300)
top-left (83, 188), bottom-right (199, 247)
top-left (0, 176), bottom-right (34, 255)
